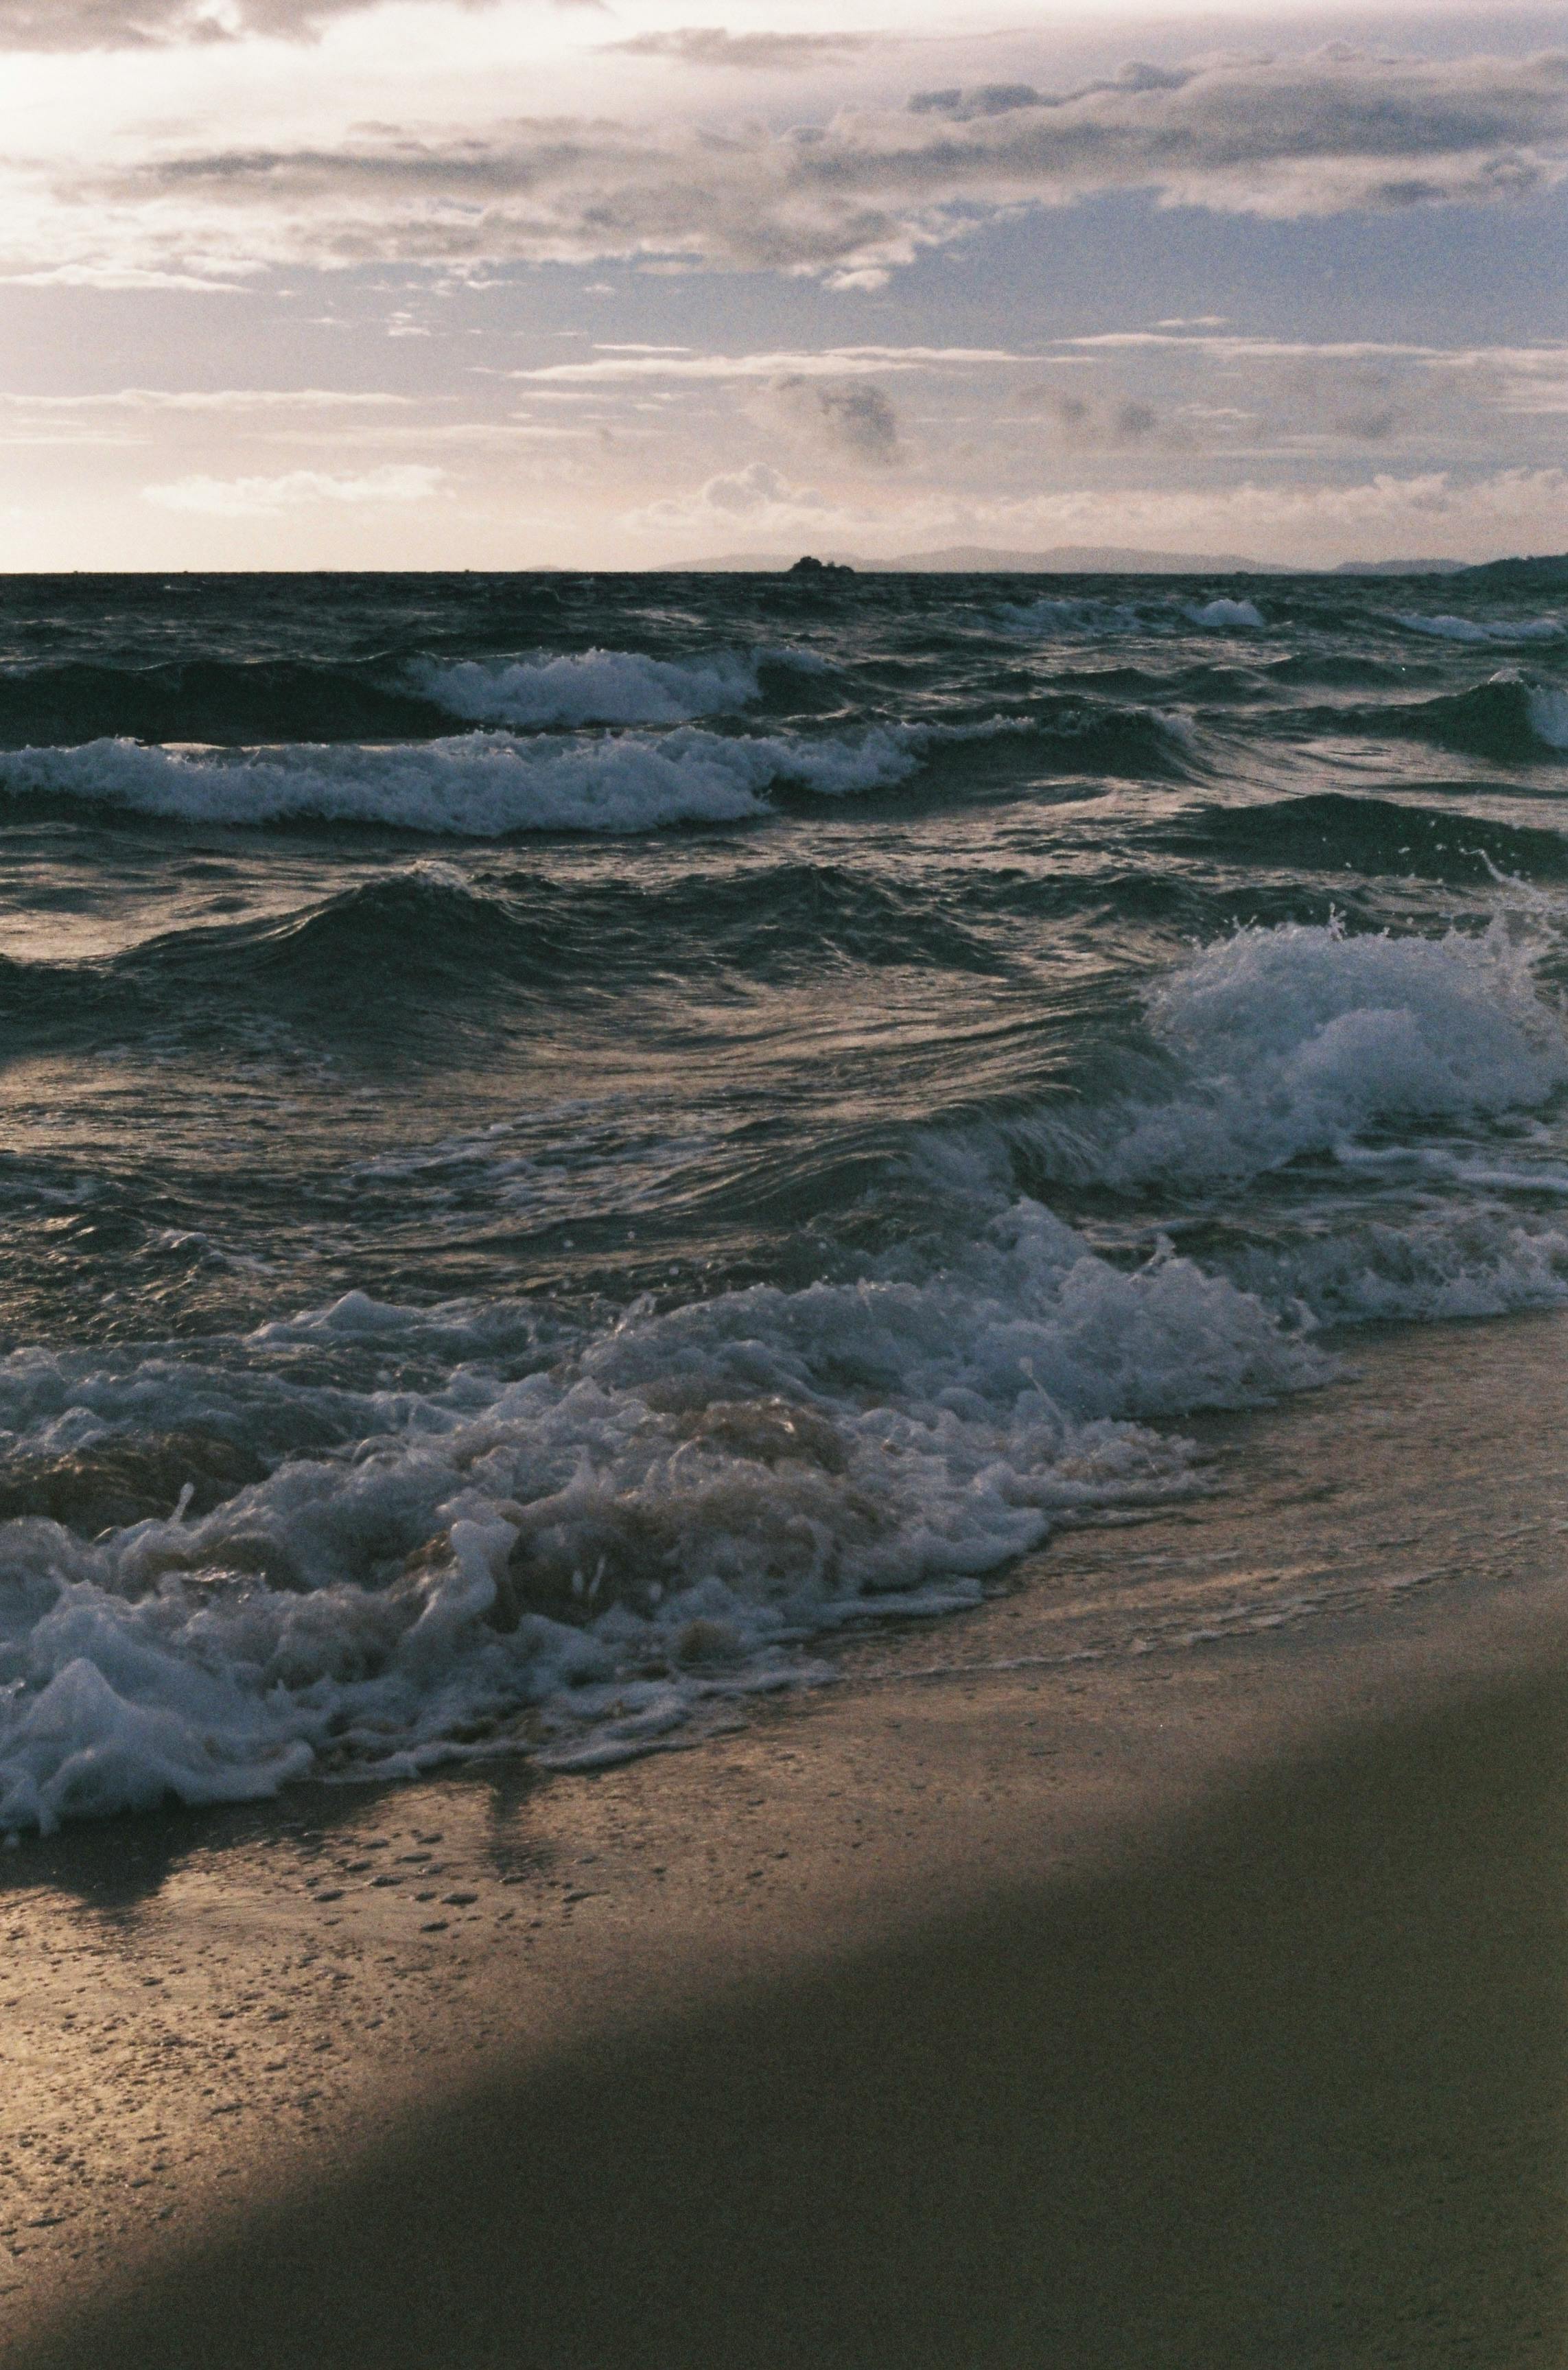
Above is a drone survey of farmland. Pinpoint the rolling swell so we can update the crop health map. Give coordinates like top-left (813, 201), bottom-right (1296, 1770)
top-left (9, 566), bottom-right (1568, 1831)
top-left (0, 646), bottom-right (834, 750)
top-left (0, 658), bottom-right (451, 749)
top-left (1168, 793), bottom-right (1568, 884)
top-left (0, 861), bottom-right (1018, 1051)
top-left (1326, 677), bottom-right (1568, 760)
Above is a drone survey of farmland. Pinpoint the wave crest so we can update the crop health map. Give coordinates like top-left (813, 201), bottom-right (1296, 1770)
top-left (408, 645), bottom-right (824, 730)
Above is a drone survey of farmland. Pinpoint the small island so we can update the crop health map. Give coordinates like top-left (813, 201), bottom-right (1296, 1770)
top-left (788, 554), bottom-right (854, 576)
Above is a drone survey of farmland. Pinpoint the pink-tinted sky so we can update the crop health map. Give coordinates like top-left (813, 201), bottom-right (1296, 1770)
top-left (1, 0), bottom-right (1565, 566)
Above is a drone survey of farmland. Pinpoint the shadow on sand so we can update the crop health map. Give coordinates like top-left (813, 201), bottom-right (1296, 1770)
top-left (14, 1666), bottom-right (1568, 2369)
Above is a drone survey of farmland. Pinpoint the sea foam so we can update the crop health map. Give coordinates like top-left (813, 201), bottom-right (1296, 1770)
top-left (0, 1202), bottom-right (1325, 1831)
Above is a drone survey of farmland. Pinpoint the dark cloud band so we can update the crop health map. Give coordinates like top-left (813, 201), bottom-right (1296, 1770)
top-left (22, 45), bottom-right (1568, 283)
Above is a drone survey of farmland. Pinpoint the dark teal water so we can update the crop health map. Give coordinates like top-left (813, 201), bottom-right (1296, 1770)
top-left (1, 566), bottom-right (1565, 1831)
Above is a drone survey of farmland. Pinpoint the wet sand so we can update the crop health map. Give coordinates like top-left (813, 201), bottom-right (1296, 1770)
top-left (6, 1314), bottom-right (1568, 2367)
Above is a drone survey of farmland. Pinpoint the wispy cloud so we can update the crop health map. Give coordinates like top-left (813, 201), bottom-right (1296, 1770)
top-left (0, 0), bottom-right (521, 47)
top-left (143, 461), bottom-right (443, 511)
top-left (513, 347), bottom-right (1030, 384)
top-left (602, 28), bottom-right (884, 72)
top-left (0, 385), bottom-right (421, 409)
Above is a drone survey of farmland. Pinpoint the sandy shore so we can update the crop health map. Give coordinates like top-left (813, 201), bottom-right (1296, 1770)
top-left (6, 1312), bottom-right (1568, 2367)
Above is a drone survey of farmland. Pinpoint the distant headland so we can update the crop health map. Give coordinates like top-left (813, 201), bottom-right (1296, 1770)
top-left (655, 544), bottom-right (1568, 579)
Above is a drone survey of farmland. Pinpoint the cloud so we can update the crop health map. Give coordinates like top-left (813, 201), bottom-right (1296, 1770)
top-left (43, 45), bottom-right (1568, 289)
top-left (1042, 334), bottom-right (1568, 462)
top-left (752, 373), bottom-right (901, 463)
top-left (602, 28), bottom-right (881, 72)
top-left (1020, 386), bottom-right (1166, 448)
top-left (698, 460), bottom-right (824, 515)
top-left (513, 347), bottom-right (1027, 384)
top-left (631, 458), bottom-right (830, 537)
top-left (0, 0), bottom-right (533, 45)
top-left (1, 386), bottom-right (418, 410)
top-left (143, 461), bottom-right (442, 511)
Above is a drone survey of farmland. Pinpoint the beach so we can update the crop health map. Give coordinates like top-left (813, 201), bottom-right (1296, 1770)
top-left (7, 1308), bottom-right (1568, 2368)
top-left (3, 6), bottom-right (1568, 2360)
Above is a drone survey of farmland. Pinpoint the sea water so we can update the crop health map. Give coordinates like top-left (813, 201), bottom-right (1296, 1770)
top-left (0, 566), bottom-right (1565, 1831)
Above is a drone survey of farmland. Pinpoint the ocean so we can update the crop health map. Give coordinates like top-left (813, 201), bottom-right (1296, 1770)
top-left (1, 564), bottom-right (1565, 1835)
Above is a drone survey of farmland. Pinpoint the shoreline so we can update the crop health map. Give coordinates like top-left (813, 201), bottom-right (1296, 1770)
top-left (7, 1310), bottom-right (1568, 2364)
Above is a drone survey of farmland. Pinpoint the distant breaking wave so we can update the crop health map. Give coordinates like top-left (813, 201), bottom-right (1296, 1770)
top-left (0, 644), bottom-right (828, 750)
top-left (1395, 611), bottom-right (1563, 647)
top-left (995, 591), bottom-right (1266, 637)
top-left (407, 644), bottom-right (826, 729)
top-left (0, 724), bottom-right (930, 833)
top-left (0, 708), bottom-right (1193, 834)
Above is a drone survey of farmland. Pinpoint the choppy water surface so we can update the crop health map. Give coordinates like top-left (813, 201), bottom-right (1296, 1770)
top-left (1, 566), bottom-right (1566, 1831)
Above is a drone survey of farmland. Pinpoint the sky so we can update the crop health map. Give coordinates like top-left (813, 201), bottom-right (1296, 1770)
top-left (0, 0), bottom-right (1565, 568)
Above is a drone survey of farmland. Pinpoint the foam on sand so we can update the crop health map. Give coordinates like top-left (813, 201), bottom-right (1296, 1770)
top-left (0, 1201), bottom-right (1327, 1833)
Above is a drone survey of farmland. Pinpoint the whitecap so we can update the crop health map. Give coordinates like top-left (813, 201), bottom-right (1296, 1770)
top-left (1396, 612), bottom-right (1563, 647)
top-left (408, 645), bottom-right (823, 730)
top-left (0, 722), bottom-right (928, 836)
top-left (1184, 598), bottom-right (1265, 630)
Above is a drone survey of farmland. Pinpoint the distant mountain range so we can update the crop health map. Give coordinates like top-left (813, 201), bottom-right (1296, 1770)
top-left (1327, 557), bottom-right (1469, 577)
top-left (662, 544), bottom-right (1285, 574)
top-left (657, 544), bottom-right (1493, 577)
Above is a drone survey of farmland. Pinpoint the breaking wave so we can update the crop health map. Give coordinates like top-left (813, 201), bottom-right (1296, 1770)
top-left (0, 723), bottom-right (933, 835)
top-left (0, 1203), bottom-right (1324, 1831)
top-left (1395, 611), bottom-right (1563, 646)
top-left (1009, 917), bottom-right (1568, 1194)
top-left (408, 645), bottom-right (823, 729)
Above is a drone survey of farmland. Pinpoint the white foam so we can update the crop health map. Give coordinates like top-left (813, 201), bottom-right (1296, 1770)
top-left (1008, 918), bottom-right (1568, 1193)
top-left (0, 1201), bottom-right (1326, 1832)
top-left (1527, 685), bottom-right (1568, 749)
top-left (1184, 598), bottom-right (1265, 629)
top-left (1396, 612), bottom-right (1563, 646)
top-left (1225, 1207), bottom-right (1568, 1325)
top-left (408, 646), bottom-right (823, 730)
top-left (0, 723), bottom-right (928, 835)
